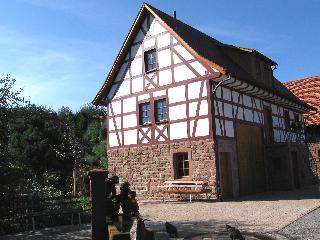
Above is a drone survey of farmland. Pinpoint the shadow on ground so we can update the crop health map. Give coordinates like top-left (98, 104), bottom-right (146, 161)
top-left (237, 184), bottom-right (320, 202)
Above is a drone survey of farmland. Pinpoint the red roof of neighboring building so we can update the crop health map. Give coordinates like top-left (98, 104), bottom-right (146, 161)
top-left (284, 76), bottom-right (320, 125)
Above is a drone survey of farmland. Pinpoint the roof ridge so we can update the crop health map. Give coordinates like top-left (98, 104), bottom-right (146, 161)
top-left (145, 3), bottom-right (276, 65)
top-left (144, 3), bottom-right (222, 45)
top-left (284, 76), bottom-right (320, 84)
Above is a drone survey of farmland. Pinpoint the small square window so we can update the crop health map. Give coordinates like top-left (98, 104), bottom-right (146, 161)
top-left (173, 152), bottom-right (190, 179)
top-left (139, 102), bottom-right (151, 125)
top-left (155, 98), bottom-right (167, 123)
top-left (144, 49), bottom-right (157, 72)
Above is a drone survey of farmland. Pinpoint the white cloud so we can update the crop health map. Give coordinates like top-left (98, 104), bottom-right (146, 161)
top-left (0, 23), bottom-right (110, 111)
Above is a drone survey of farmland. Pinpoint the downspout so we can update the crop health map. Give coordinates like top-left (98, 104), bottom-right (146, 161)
top-left (211, 74), bottom-right (231, 201)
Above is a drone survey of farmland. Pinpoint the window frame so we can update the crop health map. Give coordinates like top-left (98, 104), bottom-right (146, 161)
top-left (144, 48), bottom-right (157, 73)
top-left (171, 149), bottom-right (192, 180)
top-left (154, 98), bottom-right (168, 124)
top-left (138, 101), bottom-right (152, 126)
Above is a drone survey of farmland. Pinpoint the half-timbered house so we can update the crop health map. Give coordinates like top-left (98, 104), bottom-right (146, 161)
top-left (93, 3), bottom-right (315, 199)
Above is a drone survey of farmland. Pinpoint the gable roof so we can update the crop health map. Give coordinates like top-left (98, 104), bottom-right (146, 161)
top-left (92, 3), bottom-right (312, 112)
top-left (284, 76), bottom-right (320, 125)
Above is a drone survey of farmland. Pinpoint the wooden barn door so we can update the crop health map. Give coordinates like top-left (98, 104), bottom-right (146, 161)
top-left (236, 123), bottom-right (266, 195)
top-left (220, 152), bottom-right (233, 199)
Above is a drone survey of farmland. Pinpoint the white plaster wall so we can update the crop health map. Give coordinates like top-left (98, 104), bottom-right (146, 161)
top-left (243, 95), bottom-right (252, 108)
top-left (232, 90), bottom-right (239, 103)
top-left (131, 58), bottom-right (142, 77)
top-left (122, 97), bottom-right (136, 113)
top-left (170, 122), bottom-right (188, 139)
top-left (149, 18), bottom-right (166, 35)
top-left (170, 104), bottom-right (187, 120)
top-left (174, 65), bottom-right (196, 82)
top-left (188, 81), bottom-right (202, 99)
top-left (112, 101), bottom-right (122, 115)
top-left (153, 89), bottom-right (166, 98)
top-left (224, 103), bottom-right (233, 118)
top-left (108, 118), bottom-right (115, 131)
top-left (225, 120), bottom-right (234, 137)
top-left (158, 69), bottom-right (172, 86)
top-left (123, 129), bottom-right (137, 145)
top-left (168, 85), bottom-right (185, 103)
top-left (138, 93), bottom-right (149, 101)
top-left (116, 80), bottom-right (130, 97)
top-left (144, 38), bottom-right (156, 49)
top-left (173, 52), bottom-right (182, 65)
top-left (195, 118), bottom-right (209, 137)
top-left (109, 133), bottom-right (119, 147)
top-left (222, 87), bottom-right (232, 101)
top-left (244, 108), bottom-right (253, 122)
top-left (132, 77), bottom-right (143, 93)
top-left (123, 114), bottom-right (137, 129)
top-left (174, 45), bottom-right (194, 61)
top-left (158, 49), bottom-right (171, 69)
top-left (157, 33), bottom-right (170, 49)
top-left (190, 61), bottom-right (207, 76)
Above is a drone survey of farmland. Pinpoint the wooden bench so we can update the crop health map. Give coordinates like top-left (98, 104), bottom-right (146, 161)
top-left (158, 180), bottom-right (211, 202)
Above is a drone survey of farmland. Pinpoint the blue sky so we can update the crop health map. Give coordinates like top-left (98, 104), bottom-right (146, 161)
top-left (1, 0), bottom-right (319, 111)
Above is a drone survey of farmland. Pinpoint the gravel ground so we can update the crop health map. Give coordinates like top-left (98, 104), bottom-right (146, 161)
top-left (277, 207), bottom-right (320, 240)
top-left (140, 185), bottom-right (320, 233)
top-left (1, 185), bottom-right (319, 239)
top-left (0, 225), bottom-right (91, 240)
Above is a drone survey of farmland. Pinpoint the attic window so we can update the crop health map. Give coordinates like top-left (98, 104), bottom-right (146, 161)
top-left (144, 49), bottom-right (157, 72)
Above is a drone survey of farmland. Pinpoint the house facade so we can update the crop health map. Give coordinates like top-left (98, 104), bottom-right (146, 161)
top-left (93, 3), bottom-right (314, 199)
top-left (284, 76), bottom-right (320, 179)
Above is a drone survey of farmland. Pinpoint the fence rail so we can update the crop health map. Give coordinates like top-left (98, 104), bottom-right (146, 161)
top-left (0, 193), bottom-right (91, 233)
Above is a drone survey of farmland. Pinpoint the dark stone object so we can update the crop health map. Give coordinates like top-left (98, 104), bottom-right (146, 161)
top-left (226, 224), bottom-right (245, 240)
top-left (165, 221), bottom-right (178, 237)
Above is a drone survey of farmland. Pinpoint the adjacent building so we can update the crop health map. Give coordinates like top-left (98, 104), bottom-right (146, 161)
top-left (93, 3), bottom-right (315, 199)
top-left (284, 76), bottom-right (320, 179)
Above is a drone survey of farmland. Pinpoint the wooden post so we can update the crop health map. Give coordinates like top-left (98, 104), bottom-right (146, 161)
top-left (89, 169), bottom-right (108, 240)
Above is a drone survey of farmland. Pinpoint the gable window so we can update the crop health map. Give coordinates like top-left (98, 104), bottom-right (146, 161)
top-left (155, 98), bottom-right (167, 123)
top-left (144, 49), bottom-right (157, 72)
top-left (139, 102), bottom-right (151, 125)
top-left (284, 110), bottom-right (290, 130)
top-left (173, 152), bottom-right (190, 179)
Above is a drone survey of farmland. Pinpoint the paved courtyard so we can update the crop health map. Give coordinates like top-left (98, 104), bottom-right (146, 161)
top-left (1, 185), bottom-right (319, 239)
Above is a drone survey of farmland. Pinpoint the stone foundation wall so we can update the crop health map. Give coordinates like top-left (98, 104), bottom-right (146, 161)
top-left (107, 139), bottom-right (217, 200)
top-left (266, 143), bottom-right (317, 190)
top-left (308, 141), bottom-right (320, 178)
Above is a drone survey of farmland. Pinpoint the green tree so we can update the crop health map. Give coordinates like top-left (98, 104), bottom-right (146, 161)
top-left (0, 74), bottom-right (26, 194)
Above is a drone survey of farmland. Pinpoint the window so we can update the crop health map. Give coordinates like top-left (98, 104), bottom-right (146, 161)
top-left (284, 110), bottom-right (290, 130)
top-left (173, 152), bottom-right (190, 179)
top-left (155, 98), bottom-right (167, 123)
top-left (139, 102), bottom-right (151, 125)
top-left (144, 49), bottom-right (157, 72)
